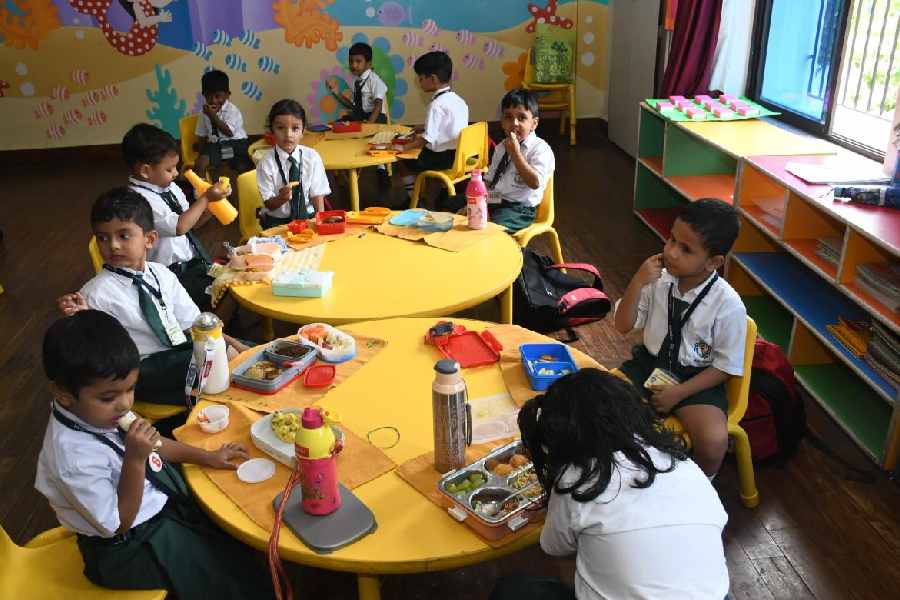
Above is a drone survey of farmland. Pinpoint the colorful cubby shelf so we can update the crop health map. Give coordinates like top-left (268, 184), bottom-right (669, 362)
top-left (633, 104), bottom-right (900, 469)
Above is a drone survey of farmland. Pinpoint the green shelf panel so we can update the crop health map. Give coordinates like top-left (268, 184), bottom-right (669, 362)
top-left (638, 107), bottom-right (665, 159)
top-left (664, 125), bottom-right (737, 177)
top-left (795, 364), bottom-right (892, 460)
top-left (634, 161), bottom-right (686, 210)
top-left (744, 295), bottom-right (792, 350)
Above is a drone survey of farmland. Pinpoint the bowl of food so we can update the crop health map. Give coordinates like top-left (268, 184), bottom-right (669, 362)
top-left (298, 323), bottom-right (356, 363)
top-left (416, 211), bottom-right (455, 233)
top-left (315, 210), bottom-right (346, 235)
top-left (264, 339), bottom-right (318, 369)
top-left (198, 404), bottom-right (230, 433)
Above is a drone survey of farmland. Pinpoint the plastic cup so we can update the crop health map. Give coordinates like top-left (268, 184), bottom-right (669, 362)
top-left (198, 404), bottom-right (230, 433)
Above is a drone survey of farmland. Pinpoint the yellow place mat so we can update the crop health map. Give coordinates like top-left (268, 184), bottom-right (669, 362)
top-left (394, 448), bottom-right (544, 548)
top-left (486, 324), bottom-right (602, 407)
top-left (375, 214), bottom-right (506, 252)
top-left (173, 401), bottom-right (395, 533)
top-left (207, 334), bottom-right (388, 413)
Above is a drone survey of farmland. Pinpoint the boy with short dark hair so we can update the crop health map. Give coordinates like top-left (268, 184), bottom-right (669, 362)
top-left (57, 187), bottom-right (247, 405)
top-left (194, 69), bottom-right (252, 177)
top-left (399, 51), bottom-right (469, 196)
top-left (441, 89), bottom-right (554, 232)
top-left (123, 123), bottom-right (228, 312)
top-left (614, 199), bottom-right (747, 477)
top-left (327, 42), bottom-right (388, 123)
top-left (35, 309), bottom-right (272, 598)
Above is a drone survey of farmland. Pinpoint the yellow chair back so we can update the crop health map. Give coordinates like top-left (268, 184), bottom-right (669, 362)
top-left (533, 176), bottom-right (555, 227)
top-left (726, 317), bottom-right (758, 424)
top-left (179, 114), bottom-right (200, 170)
top-left (237, 169), bottom-right (263, 242)
top-left (88, 236), bottom-right (102, 274)
top-left (448, 121), bottom-right (489, 179)
top-left (1, 526), bottom-right (166, 599)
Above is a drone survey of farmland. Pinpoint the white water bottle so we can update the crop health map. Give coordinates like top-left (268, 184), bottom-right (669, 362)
top-left (191, 313), bottom-right (230, 394)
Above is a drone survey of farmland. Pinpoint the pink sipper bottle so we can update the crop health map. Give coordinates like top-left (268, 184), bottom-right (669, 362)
top-left (466, 169), bottom-right (488, 230)
top-left (295, 407), bottom-right (342, 515)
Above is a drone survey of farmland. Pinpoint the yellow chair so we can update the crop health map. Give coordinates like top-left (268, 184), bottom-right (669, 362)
top-left (523, 50), bottom-right (576, 146)
top-left (512, 176), bottom-right (563, 266)
top-left (88, 238), bottom-right (190, 422)
top-left (613, 317), bottom-right (760, 508)
top-left (237, 169), bottom-right (263, 242)
top-left (179, 114), bottom-right (202, 174)
top-left (247, 137), bottom-right (270, 167)
top-left (1, 525), bottom-right (166, 599)
top-left (410, 121), bottom-right (489, 209)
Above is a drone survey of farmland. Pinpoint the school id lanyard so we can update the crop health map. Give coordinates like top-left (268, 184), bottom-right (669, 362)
top-left (51, 407), bottom-right (186, 501)
top-left (104, 264), bottom-right (166, 308)
top-left (665, 272), bottom-right (718, 373)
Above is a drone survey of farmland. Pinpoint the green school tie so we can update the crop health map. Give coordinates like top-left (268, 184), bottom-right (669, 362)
top-left (288, 156), bottom-right (306, 219)
top-left (106, 266), bottom-right (171, 347)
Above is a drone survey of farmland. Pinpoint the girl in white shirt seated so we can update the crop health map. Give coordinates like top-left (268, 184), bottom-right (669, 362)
top-left (491, 368), bottom-right (730, 600)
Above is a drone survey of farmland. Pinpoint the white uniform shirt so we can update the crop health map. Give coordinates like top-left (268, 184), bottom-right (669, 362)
top-left (129, 177), bottom-right (196, 266)
top-left (353, 69), bottom-right (388, 113)
top-left (194, 99), bottom-right (247, 142)
top-left (256, 145), bottom-right (331, 219)
top-left (540, 447), bottom-right (730, 600)
top-left (423, 87), bottom-right (469, 153)
top-left (486, 131), bottom-right (555, 208)
top-left (35, 403), bottom-right (168, 537)
top-left (623, 269), bottom-right (747, 375)
top-left (80, 262), bottom-right (200, 359)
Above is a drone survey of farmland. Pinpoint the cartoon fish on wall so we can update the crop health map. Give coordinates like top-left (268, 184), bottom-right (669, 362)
top-left (211, 30), bottom-right (232, 46)
top-left (88, 110), bottom-right (107, 127)
top-left (46, 123), bottom-right (65, 140)
top-left (241, 81), bottom-right (262, 101)
top-left (71, 69), bottom-right (90, 86)
top-left (51, 85), bottom-right (70, 101)
top-left (377, 2), bottom-right (411, 27)
top-left (225, 54), bottom-right (247, 73)
top-left (63, 109), bottom-right (83, 125)
top-left (238, 30), bottom-right (260, 50)
top-left (34, 100), bottom-right (54, 119)
top-left (430, 42), bottom-right (447, 53)
top-left (456, 30), bottom-right (475, 45)
top-left (463, 53), bottom-right (484, 70)
top-left (193, 42), bottom-right (212, 61)
top-left (82, 90), bottom-right (103, 107)
top-left (258, 56), bottom-right (280, 74)
top-left (402, 31), bottom-right (422, 47)
top-left (483, 39), bottom-right (505, 58)
top-left (421, 18), bottom-right (439, 35)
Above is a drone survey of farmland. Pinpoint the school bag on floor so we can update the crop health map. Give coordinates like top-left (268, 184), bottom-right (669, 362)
top-left (512, 249), bottom-right (611, 336)
top-left (740, 338), bottom-right (806, 463)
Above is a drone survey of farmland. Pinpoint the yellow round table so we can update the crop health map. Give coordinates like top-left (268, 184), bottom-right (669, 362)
top-left (183, 318), bottom-right (600, 600)
top-left (230, 227), bottom-right (523, 330)
top-left (249, 125), bottom-right (418, 212)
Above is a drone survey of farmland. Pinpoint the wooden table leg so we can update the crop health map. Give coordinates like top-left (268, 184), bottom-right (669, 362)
top-left (357, 574), bottom-right (381, 600)
top-left (349, 169), bottom-right (360, 212)
top-left (262, 316), bottom-right (274, 341)
top-left (499, 284), bottom-right (513, 324)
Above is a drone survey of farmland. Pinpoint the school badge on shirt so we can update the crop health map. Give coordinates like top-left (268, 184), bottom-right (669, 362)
top-left (693, 340), bottom-right (712, 360)
top-left (148, 451), bottom-right (163, 472)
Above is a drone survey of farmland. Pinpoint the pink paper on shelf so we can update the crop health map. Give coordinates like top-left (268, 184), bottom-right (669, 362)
top-left (656, 101), bottom-right (675, 112)
top-left (703, 99), bottom-right (718, 110)
top-left (712, 106), bottom-right (734, 118)
top-left (669, 95), bottom-right (686, 103)
top-left (677, 101), bottom-right (694, 112)
top-left (695, 95), bottom-right (712, 104)
top-left (719, 94), bottom-right (736, 103)
top-left (737, 106), bottom-right (760, 117)
top-left (684, 107), bottom-right (705, 120)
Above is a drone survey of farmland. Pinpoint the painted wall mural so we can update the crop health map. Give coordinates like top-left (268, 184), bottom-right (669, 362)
top-left (0, 0), bottom-right (609, 150)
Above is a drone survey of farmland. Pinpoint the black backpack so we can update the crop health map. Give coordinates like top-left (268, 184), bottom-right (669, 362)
top-left (513, 249), bottom-right (611, 336)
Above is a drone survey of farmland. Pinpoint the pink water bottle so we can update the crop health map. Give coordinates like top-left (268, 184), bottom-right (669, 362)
top-left (466, 169), bottom-right (488, 230)
top-left (295, 407), bottom-right (342, 515)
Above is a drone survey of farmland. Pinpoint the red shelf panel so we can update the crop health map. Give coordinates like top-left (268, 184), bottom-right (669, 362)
top-left (635, 208), bottom-right (677, 240)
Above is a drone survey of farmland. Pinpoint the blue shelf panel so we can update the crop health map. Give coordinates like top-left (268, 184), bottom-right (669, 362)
top-left (734, 252), bottom-right (897, 400)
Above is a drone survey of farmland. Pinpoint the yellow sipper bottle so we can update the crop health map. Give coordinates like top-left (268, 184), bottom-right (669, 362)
top-left (184, 169), bottom-right (238, 225)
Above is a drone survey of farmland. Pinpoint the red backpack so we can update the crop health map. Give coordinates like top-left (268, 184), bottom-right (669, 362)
top-left (740, 338), bottom-right (806, 463)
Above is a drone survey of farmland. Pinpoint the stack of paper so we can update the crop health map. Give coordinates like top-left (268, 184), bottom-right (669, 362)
top-left (815, 236), bottom-right (842, 266)
top-left (856, 262), bottom-right (900, 312)
top-left (866, 322), bottom-right (900, 388)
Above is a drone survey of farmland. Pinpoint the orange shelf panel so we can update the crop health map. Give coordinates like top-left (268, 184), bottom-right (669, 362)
top-left (743, 205), bottom-right (783, 237)
top-left (785, 238), bottom-right (838, 281)
top-left (641, 156), bottom-right (663, 175)
top-left (666, 173), bottom-right (735, 203)
top-left (843, 282), bottom-right (900, 333)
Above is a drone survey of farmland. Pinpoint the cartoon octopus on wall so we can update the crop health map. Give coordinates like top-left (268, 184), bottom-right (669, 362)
top-left (69, 0), bottom-right (176, 56)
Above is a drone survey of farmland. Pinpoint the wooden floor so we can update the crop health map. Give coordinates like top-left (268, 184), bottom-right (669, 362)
top-left (1, 120), bottom-right (899, 599)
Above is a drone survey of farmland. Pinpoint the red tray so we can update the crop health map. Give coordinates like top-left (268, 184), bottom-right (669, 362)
top-left (316, 210), bottom-right (346, 235)
top-left (434, 330), bottom-right (502, 368)
top-left (332, 121), bottom-right (362, 133)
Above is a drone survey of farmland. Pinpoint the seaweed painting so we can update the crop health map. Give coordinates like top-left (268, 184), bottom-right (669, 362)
top-left (146, 64), bottom-right (186, 137)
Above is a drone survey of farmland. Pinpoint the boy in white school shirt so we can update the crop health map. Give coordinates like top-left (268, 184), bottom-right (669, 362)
top-left (193, 69), bottom-right (253, 177)
top-left (57, 187), bottom-right (248, 406)
top-left (327, 41), bottom-right (389, 123)
top-left (440, 89), bottom-right (554, 232)
top-left (614, 199), bottom-right (747, 477)
top-left (398, 51), bottom-right (469, 198)
top-left (36, 309), bottom-right (272, 598)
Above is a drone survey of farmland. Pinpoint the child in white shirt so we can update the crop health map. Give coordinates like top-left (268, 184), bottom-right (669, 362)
top-left (35, 309), bottom-right (271, 598)
top-left (491, 369), bottom-right (729, 600)
top-left (327, 42), bottom-right (389, 123)
top-left (615, 199), bottom-right (747, 476)
top-left (441, 89), bottom-right (555, 232)
top-left (193, 69), bottom-right (252, 176)
top-left (256, 99), bottom-right (331, 230)
top-left (57, 187), bottom-right (248, 406)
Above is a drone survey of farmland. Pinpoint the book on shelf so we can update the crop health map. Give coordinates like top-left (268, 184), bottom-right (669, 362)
top-left (866, 322), bottom-right (900, 389)
top-left (855, 262), bottom-right (900, 312)
top-left (815, 236), bottom-right (842, 266)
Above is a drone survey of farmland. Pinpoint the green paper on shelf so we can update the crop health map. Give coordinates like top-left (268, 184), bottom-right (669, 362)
top-left (645, 97), bottom-right (780, 122)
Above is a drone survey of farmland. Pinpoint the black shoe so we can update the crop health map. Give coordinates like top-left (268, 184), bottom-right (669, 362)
top-left (377, 168), bottom-right (390, 189)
